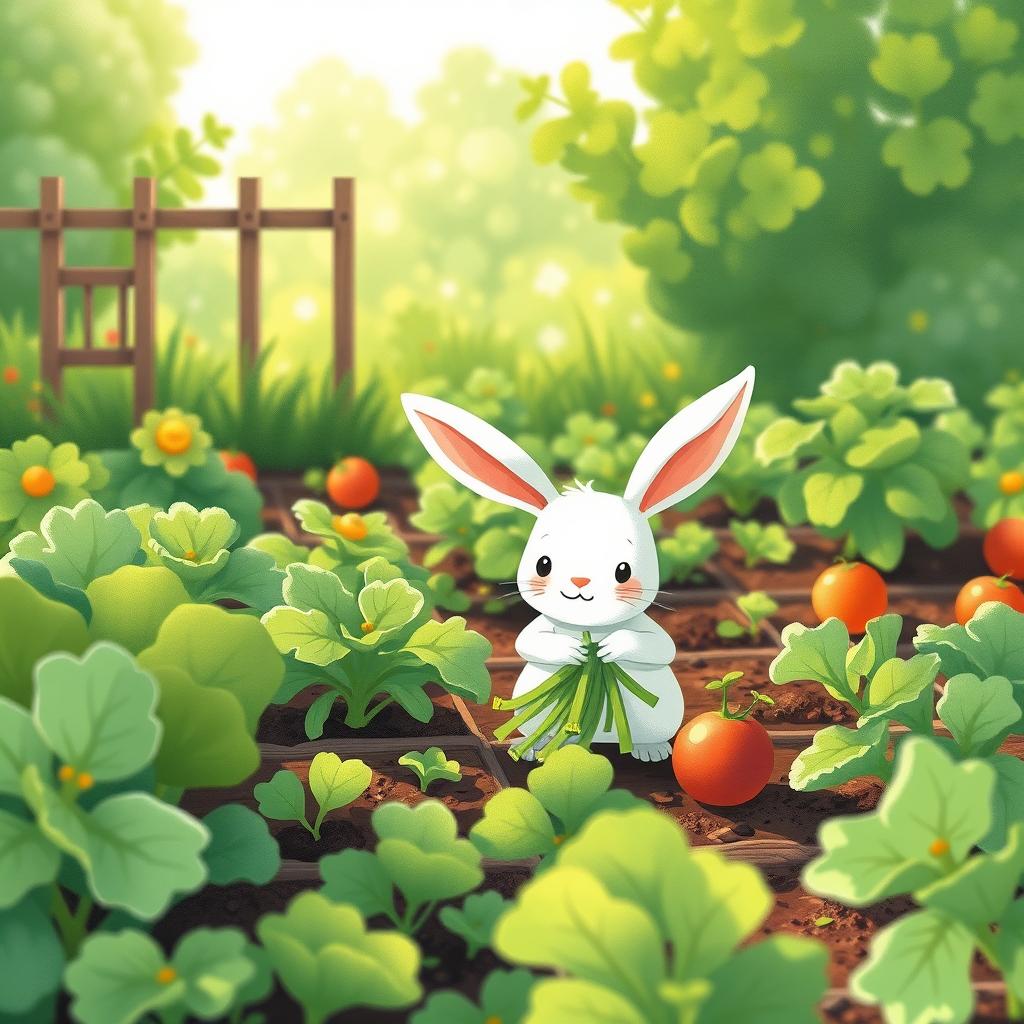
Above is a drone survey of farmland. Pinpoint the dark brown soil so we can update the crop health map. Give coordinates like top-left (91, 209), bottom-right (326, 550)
top-left (651, 597), bottom-right (776, 651)
top-left (888, 532), bottom-right (987, 585)
top-left (257, 686), bottom-right (470, 744)
top-left (661, 496), bottom-right (780, 528)
top-left (715, 533), bottom-right (842, 591)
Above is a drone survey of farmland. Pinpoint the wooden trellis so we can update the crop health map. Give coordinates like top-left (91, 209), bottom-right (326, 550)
top-left (0, 176), bottom-right (355, 422)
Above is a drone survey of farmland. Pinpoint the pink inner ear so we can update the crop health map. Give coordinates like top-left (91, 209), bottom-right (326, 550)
top-left (639, 386), bottom-right (748, 514)
top-left (418, 412), bottom-right (549, 510)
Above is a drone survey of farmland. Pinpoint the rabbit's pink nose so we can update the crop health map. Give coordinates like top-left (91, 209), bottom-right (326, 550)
top-left (571, 576), bottom-right (591, 588)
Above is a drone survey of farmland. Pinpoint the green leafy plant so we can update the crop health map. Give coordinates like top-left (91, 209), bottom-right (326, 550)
top-left (495, 804), bottom-right (828, 1021)
top-left (94, 408), bottom-right (264, 542)
top-left (717, 591), bottom-right (778, 640)
top-left (491, 630), bottom-right (659, 760)
top-left (968, 435), bottom-right (1024, 527)
top-left (438, 891), bottom-right (511, 959)
top-left (706, 670), bottom-right (775, 719)
top-left (65, 926), bottom-right (262, 1024)
top-left (5, 499), bottom-right (284, 618)
top-left (756, 361), bottom-right (969, 569)
top-left (254, 753), bottom-right (371, 841)
top-left (0, 435), bottom-right (109, 550)
top-left (729, 519), bottom-right (795, 568)
top-left (470, 745), bottom-right (640, 862)
top-left (411, 968), bottom-right (533, 1024)
top-left (551, 411), bottom-right (647, 493)
top-left (399, 747), bottom-right (463, 792)
top-left (656, 521), bottom-right (719, 585)
top-left (263, 560), bottom-right (490, 735)
top-left (804, 737), bottom-right (1024, 1023)
top-left (320, 800), bottom-right (483, 936)
top-left (257, 890), bottom-right (422, 1024)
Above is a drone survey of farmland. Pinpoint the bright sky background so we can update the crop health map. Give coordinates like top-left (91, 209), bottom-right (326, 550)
top-left (174, 0), bottom-right (644, 159)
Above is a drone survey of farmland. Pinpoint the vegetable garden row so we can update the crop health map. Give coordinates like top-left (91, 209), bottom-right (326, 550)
top-left (2, 360), bottom-right (1024, 1023)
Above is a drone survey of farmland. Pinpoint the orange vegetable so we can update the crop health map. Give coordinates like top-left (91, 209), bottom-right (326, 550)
top-left (955, 575), bottom-right (1024, 625)
top-left (326, 456), bottom-right (380, 509)
top-left (219, 450), bottom-right (258, 482)
top-left (811, 561), bottom-right (888, 634)
top-left (983, 518), bottom-right (1024, 579)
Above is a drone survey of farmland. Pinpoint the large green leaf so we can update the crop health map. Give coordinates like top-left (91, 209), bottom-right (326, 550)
top-left (846, 613), bottom-right (903, 680)
top-left (308, 752), bottom-right (372, 816)
top-left (845, 418), bottom-right (921, 469)
top-left (755, 417), bottom-right (825, 463)
top-left (847, 489), bottom-right (906, 570)
top-left (982, 754), bottom-right (1024, 852)
top-left (149, 502), bottom-right (239, 575)
top-left (138, 604), bottom-right (283, 733)
top-left (789, 719), bottom-right (890, 792)
top-left (33, 643), bottom-right (161, 782)
top-left (769, 619), bottom-right (857, 703)
top-left (262, 606), bottom-right (349, 667)
top-left (803, 466), bottom-right (863, 527)
top-left (937, 673), bottom-right (1021, 756)
top-left (525, 978), bottom-right (646, 1024)
top-left (202, 804), bottom-right (280, 885)
top-left (402, 617), bottom-right (492, 701)
top-left (253, 770), bottom-right (308, 826)
top-left (171, 926), bottom-right (255, 1020)
top-left (87, 566), bottom-right (190, 654)
top-left (282, 563), bottom-right (360, 626)
top-left (357, 579), bottom-right (425, 638)
top-left (0, 895), bottom-right (65, 1015)
top-left (0, 810), bottom-right (61, 909)
top-left (914, 602), bottom-right (1024, 687)
top-left (0, 698), bottom-right (49, 796)
top-left (883, 464), bottom-right (946, 521)
top-left (860, 653), bottom-right (940, 724)
top-left (190, 547), bottom-right (285, 614)
top-left (470, 788), bottom-right (558, 860)
top-left (526, 744), bottom-right (616, 834)
top-left (23, 766), bottom-right (209, 919)
top-left (319, 848), bottom-right (396, 920)
top-left (0, 577), bottom-right (90, 707)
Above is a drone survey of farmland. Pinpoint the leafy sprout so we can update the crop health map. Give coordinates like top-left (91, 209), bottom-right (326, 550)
top-left (717, 591), bottom-right (778, 640)
top-left (656, 521), bottom-right (719, 585)
top-left (728, 519), bottom-right (796, 568)
top-left (398, 747), bottom-right (463, 792)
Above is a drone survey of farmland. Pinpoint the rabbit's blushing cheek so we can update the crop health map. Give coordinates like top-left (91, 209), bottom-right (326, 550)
top-left (527, 574), bottom-right (549, 593)
top-left (615, 577), bottom-right (644, 602)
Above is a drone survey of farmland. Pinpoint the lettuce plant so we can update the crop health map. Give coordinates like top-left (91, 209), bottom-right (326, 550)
top-left (257, 891), bottom-right (422, 1024)
top-left (495, 805), bottom-right (828, 1022)
top-left (263, 561), bottom-right (490, 735)
top-left (728, 519), bottom-right (795, 569)
top-left (254, 753), bottom-right (371, 841)
top-left (717, 591), bottom-right (778, 639)
top-left (804, 737), bottom-right (1024, 1024)
top-left (320, 801), bottom-right (483, 936)
top-left (4, 499), bottom-right (284, 619)
top-left (438, 891), bottom-right (511, 959)
top-left (968, 435), bottom-right (1024, 527)
top-left (756, 361), bottom-right (969, 570)
top-left (399, 746), bottom-right (463, 792)
top-left (552, 412), bottom-right (647, 493)
top-left (411, 969), bottom-right (533, 1024)
top-left (656, 521), bottom-right (718, 585)
top-left (66, 927), bottom-right (262, 1024)
top-left (470, 745), bottom-right (640, 863)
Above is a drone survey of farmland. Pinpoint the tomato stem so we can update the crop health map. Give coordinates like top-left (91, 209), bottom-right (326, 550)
top-left (707, 672), bottom-right (775, 721)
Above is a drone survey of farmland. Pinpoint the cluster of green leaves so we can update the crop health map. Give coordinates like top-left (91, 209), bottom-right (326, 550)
top-left (255, 753), bottom-right (371, 841)
top-left (774, 603), bottom-right (1024, 843)
top-left (438, 891), bottom-right (511, 960)
top-left (756, 361), bottom-right (969, 569)
top-left (656, 521), bottom-right (719, 585)
top-left (320, 800), bottom-right (483, 936)
top-left (0, 636), bottom-right (280, 1020)
top-left (399, 747), bottom-right (463, 792)
top-left (4, 499), bottom-right (284, 620)
top-left (804, 737), bottom-right (1024, 1024)
top-left (412, 968), bottom-right (533, 1024)
top-left (728, 519), bottom-right (795, 568)
top-left (517, 0), bottom-right (1024, 396)
top-left (717, 591), bottom-right (778, 640)
top-left (551, 412), bottom-right (646, 494)
top-left (263, 560), bottom-right (491, 734)
top-left (968, 377), bottom-right (1024, 526)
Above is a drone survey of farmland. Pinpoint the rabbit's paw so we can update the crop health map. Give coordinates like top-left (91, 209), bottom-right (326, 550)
top-left (631, 742), bottom-right (671, 762)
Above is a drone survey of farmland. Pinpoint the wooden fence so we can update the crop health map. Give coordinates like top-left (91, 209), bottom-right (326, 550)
top-left (0, 176), bottom-right (355, 421)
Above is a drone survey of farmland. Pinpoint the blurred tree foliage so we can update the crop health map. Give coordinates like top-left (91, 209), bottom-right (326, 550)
top-left (160, 51), bottom-right (655, 371)
top-left (0, 0), bottom-right (229, 329)
top-left (520, 0), bottom-right (1024, 408)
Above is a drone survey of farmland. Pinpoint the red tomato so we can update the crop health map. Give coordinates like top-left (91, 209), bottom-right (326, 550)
top-left (219, 450), bottom-right (257, 482)
top-left (673, 711), bottom-right (775, 806)
top-left (984, 519), bottom-right (1024, 580)
top-left (955, 576), bottom-right (1024, 625)
top-left (811, 561), bottom-right (888, 634)
top-left (327, 457), bottom-right (380, 509)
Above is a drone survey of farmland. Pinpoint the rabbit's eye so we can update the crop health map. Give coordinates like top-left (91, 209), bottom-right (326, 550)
top-left (615, 562), bottom-right (631, 583)
top-left (536, 556), bottom-right (552, 577)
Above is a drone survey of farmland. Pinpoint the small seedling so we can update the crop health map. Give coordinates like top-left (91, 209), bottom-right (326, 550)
top-left (705, 670), bottom-right (776, 718)
top-left (717, 591), bottom-right (779, 639)
top-left (302, 466), bottom-right (327, 494)
top-left (438, 891), bottom-right (511, 958)
top-left (254, 752), bottom-right (371, 840)
top-left (729, 519), bottom-right (795, 569)
top-left (399, 747), bottom-right (463, 792)
top-left (657, 522), bottom-right (719, 585)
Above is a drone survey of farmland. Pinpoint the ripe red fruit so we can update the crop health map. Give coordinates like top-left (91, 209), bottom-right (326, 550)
top-left (326, 457), bottom-right (380, 509)
top-left (983, 519), bottom-right (1024, 580)
top-left (955, 575), bottom-right (1024, 625)
top-left (811, 561), bottom-right (888, 634)
top-left (219, 450), bottom-right (257, 482)
top-left (672, 672), bottom-right (775, 806)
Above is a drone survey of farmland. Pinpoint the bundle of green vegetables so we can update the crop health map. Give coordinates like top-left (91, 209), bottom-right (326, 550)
top-left (492, 631), bottom-right (659, 761)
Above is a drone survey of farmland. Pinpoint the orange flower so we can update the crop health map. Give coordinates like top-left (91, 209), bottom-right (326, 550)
top-left (600, 401), bottom-right (617, 417)
top-left (104, 328), bottom-right (119, 347)
top-left (2, 366), bottom-right (19, 385)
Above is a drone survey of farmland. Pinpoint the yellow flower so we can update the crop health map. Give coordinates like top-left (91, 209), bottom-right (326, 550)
top-left (155, 966), bottom-right (178, 985)
top-left (639, 391), bottom-right (657, 409)
top-left (1000, 470), bottom-right (1024, 496)
top-left (662, 361), bottom-right (682, 381)
top-left (907, 309), bottom-right (929, 333)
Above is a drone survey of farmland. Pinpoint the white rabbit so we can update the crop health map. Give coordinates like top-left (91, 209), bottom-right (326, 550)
top-left (402, 366), bottom-right (754, 762)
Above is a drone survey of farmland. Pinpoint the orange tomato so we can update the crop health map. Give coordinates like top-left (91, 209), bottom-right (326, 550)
top-left (811, 561), bottom-right (888, 634)
top-left (672, 712), bottom-right (774, 806)
top-left (219, 450), bottom-right (258, 482)
top-left (326, 457), bottom-right (380, 509)
top-left (955, 576), bottom-right (1024, 625)
top-left (983, 519), bottom-right (1024, 580)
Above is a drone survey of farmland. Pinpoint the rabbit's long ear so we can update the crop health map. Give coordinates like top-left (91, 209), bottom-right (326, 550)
top-left (402, 393), bottom-right (559, 515)
top-left (624, 366), bottom-right (754, 518)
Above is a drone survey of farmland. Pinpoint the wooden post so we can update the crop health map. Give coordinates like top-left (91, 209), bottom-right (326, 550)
top-left (82, 285), bottom-right (93, 348)
top-left (132, 178), bottom-right (156, 422)
top-left (238, 177), bottom-right (261, 380)
top-left (39, 177), bottom-right (64, 404)
top-left (117, 285), bottom-right (128, 348)
top-left (331, 177), bottom-right (354, 388)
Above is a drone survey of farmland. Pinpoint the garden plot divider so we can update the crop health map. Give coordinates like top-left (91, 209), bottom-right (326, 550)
top-left (250, 471), bottom-right (1012, 1019)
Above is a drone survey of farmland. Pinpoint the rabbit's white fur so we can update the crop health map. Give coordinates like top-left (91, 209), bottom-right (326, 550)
top-left (402, 366), bottom-right (754, 762)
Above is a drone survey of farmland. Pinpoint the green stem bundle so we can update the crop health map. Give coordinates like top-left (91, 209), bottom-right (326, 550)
top-left (493, 632), bottom-right (659, 761)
